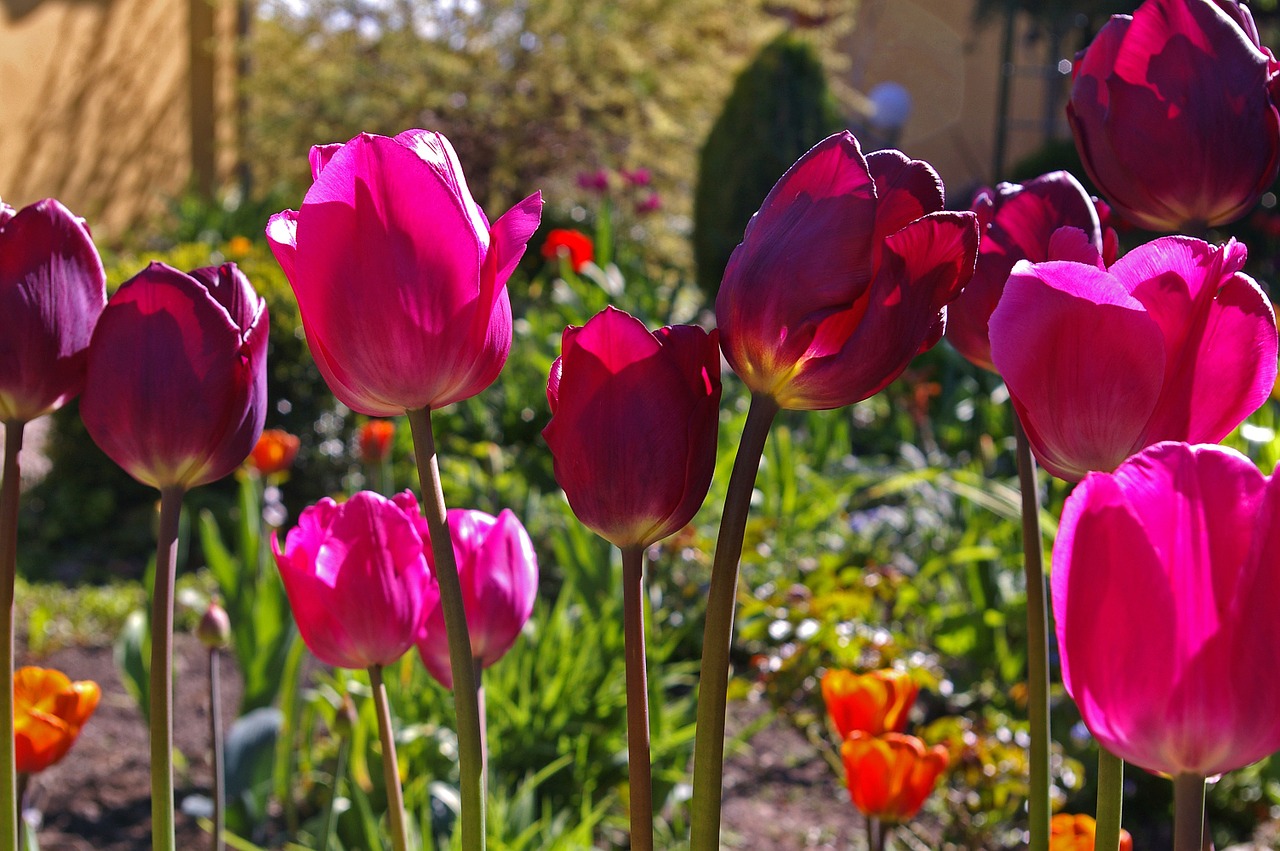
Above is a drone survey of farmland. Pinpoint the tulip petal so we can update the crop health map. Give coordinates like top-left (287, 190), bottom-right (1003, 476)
top-left (865, 149), bottom-right (945, 239)
top-left (265, 210), bottom-right (300, 283)
top-left (309, 143), bottom-right (344, 180)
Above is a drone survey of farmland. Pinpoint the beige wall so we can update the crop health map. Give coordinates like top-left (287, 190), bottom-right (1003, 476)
top-left (847, 0), bottom-right (1071, 198)
top-left (0, 0), bottom-right (236, 241)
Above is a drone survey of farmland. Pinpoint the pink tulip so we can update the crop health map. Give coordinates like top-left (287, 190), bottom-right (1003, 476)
top-left (716, 132), bottom-right (978, 411)
top-left (0, 198), bottom-right (106, 423)
top-left (80, 262), bottom-right (268, 491)
top-left (1068, 0), bottom-right (1280, 232)
top-left (273, 491), bottom-right (440, 670)
top-left (266, 130), bottom-right (543, 416)
top-left (543, 307), bottom-right (720, 549)
top-left (946, 172), bottom-right (1113, 373)
top-left (1053, 441), bottom-right (1280, 776)
top-left (416, 508), bottom-right (537, 689)
top-left (989, 235), bottom-right (1277, 482)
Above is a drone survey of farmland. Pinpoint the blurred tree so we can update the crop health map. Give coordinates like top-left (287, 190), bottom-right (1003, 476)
top-left (242, 0), bottom-right (856, 269)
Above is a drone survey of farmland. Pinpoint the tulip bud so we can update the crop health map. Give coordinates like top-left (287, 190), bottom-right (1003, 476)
top-left (249, 429), bottom-right (301, 477)
top-left (357, 420), bottom-right (396, 464)
top-left (821, 669), bottom-right (919, 739)
top-left (196, 601), bottom-right (231, 650)
top-left (840, 732), bottom-right (949, 824)
top-left (1050, 813), bottom-right (1134, 851)
top-left (540, 229), bottom-right (594, 273)
top-left (14, 667), bottom-right (100, 775)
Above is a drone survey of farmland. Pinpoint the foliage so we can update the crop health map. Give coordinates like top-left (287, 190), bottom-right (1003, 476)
top-left (691, 32), bottom-right (844, 295)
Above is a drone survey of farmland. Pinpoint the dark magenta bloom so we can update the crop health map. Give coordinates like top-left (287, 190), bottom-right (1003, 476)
top-left (946, 172), bottom-right (1112, 373)
top-left (543, 307), bottom-right (721, 549)
top-left (1068, 0), bottom-right (1280, 232)
top-left (80, 262), bottom-right (268, 490)
top-left (416, 507), bottom-right (538, 689)
top-left (715, 132), bottom-right (978, 411)
top-left (267, 130), bottom-right (543, 416)
top-left (0, 198), bottom-right (106, 423)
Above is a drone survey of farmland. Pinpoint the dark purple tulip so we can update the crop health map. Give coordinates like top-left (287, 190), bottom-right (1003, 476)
top-left (80, 262), bottom-right (268, 491)
top-left (1068, 0), bottom-right (1280, 232)
top-left (0, 199), bottom-right (106, 423)
top-left (947, 172), bottom-right (1109, 372)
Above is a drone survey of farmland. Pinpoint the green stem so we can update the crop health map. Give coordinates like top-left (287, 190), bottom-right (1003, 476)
top-left (1095, 748), bottom-right (1124, 851)
top-left (151, 485), bottom-right (186, 851)
top-left (209, 646), bottom-right (226, 851)
top-left (368, 666), bottom-right (409, 851)
top-left (0, 421), bottom-right (23, 851)
top-left (474, 656), bottom-right (487, 779)
top-left (1013, 418), bottom-right (1050, 851)
top-left (406, 406), bottom-right (485, 850)
top-left (321, 736), bottom-right (349, 851)
top-left (1173, 774), bottom-right (1206, 851)
top-left (689, 393), bottom-right (779, 849)
top-left (621, 545), bottom-right (654, 851)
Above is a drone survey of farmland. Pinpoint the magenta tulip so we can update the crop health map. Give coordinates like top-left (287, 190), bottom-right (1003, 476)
top-left (946, 172), bottom-right (1112, 373)
top-left (1053, 442), bottom-right (1280, 776)
top-left (266, 130), bottom-right (543, 416)
top-left (715, 131), bottom-right (978, 411)
top-left (0, 198), bottom-right (106, 424)
top-left (989, 235), bottom-right (1277, 482)
top-left (543, 307), bottom-right (721, 549)
top-left (80, 262), bottom-right (268, 491)
top-left (274, 491), bottom-right (440, 670)
top-left (417, 508), bottom-right (537, 689)
top-left (1068, 0), bottom-right (1280, 232)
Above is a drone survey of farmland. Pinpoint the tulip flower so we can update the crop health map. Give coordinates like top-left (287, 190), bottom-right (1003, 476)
top-left (1050, 814), bottom-right (1133, 851)
top-left (715, 131), bottom-right (978, 411)
top-left (417, 508), bottom-right (537, 689)
top-left (541, 229), bottom-right (594, 272)
top-left (14, 666), bottom-right (100, 775)
top-left (543, 306), bottom-right (721, 549)
top-left (0, 198), bottom-right (107, 424)
top-left (1068, 0), bottom-right (1280, 232)
top-left (946, 172), bottom-right (1112, 373)
top-left (841, 731), bottom-right (949, 824)
top-left (266, 129), bottom-right (543, 416)
top-left (821, 669), bottom-right (919, 740)
top-left (358, 420), bottom-right (396, 464)
top-left (989, 235), bottom-right (1277, 482)
top-left (1054, 441), bottom-right (1280, 777)
top-left (273, 491), bottom-right (439, 670)
top-left (80, 262), bottom-right (269, 491)
top-left (249, 429), bottom-right (301, 476)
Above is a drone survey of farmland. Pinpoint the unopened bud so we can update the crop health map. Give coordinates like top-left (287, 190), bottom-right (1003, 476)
top-left (196, 601), bottom-right (231, 649)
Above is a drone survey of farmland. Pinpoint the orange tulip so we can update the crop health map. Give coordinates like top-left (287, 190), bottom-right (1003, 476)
top-left (358, 419), bottom-right (396, 464)
top-left (821, 668), bottom-right (919, 739)
top-left (14, 666), bottom-right (100, 774)
top-left (1050, 813), bottom-right (1134, 851)
top-left (249, 429), bottom-right (301, 476)
top-left (841, 732), bottom-right (948, 824)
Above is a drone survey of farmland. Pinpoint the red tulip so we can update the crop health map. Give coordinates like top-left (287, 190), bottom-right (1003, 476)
top-left (14, 666), bottom-right (100, 775)
top-left (543, 307), bottom-right (720, 549)
top-left (266, 130), bottom-right (543, 416)
top-left (841, 731), bottom-right (949, 824)
top-left (541, 229), bottom-right (594, 272)
top-left (716, 132), bottom-right (978, 411)
top-left (249, 429), bottom-right (300, 476)
top-left (946, 172), bottom-right (1112, 372)
top-left (0, 198), bottom-right (106, 423)
top-left (357, 419), bottom-right (396, 464)
top-left (1053, 442), bottom-right (1280, 776)
top-left (1068, 0), bottom-right (1280, 232)
top-left (1050, 814), bottom-right (1134, 851)
top-left (416, 508), bottom-right (538, 689)
top-left (80, 262), bottom-right (268, 491)
top-left (821, 669), bottom-right (919, 739)
top-left (273, 491), bottom-right (439, 669)
top-left (989, 235), bottom-right (1277, 481)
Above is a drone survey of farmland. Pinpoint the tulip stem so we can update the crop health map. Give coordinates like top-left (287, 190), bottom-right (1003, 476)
top-left (151, 485), bottom-right (185, 851)
top-left (621, 545), bottom-right (654, 851)
top-left (1013, 418), bottom-right (1050, 851)
top-left (368, 666), bottom-right (409, 851)
top-left (1173, 774), bottom-right (1206, 851)
top-left (209, 645), bottom-right (225, 851)
top-left (406, 406), bottom-right (485, 851)
top-left (321, 734), bottom-right (349, 851)
top-left (1095, 748), bottom-right (1124, 851)
top-left (689, 393), bottom-right (780, 850)
top-left (0, 421), bottom-right (23, 851)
